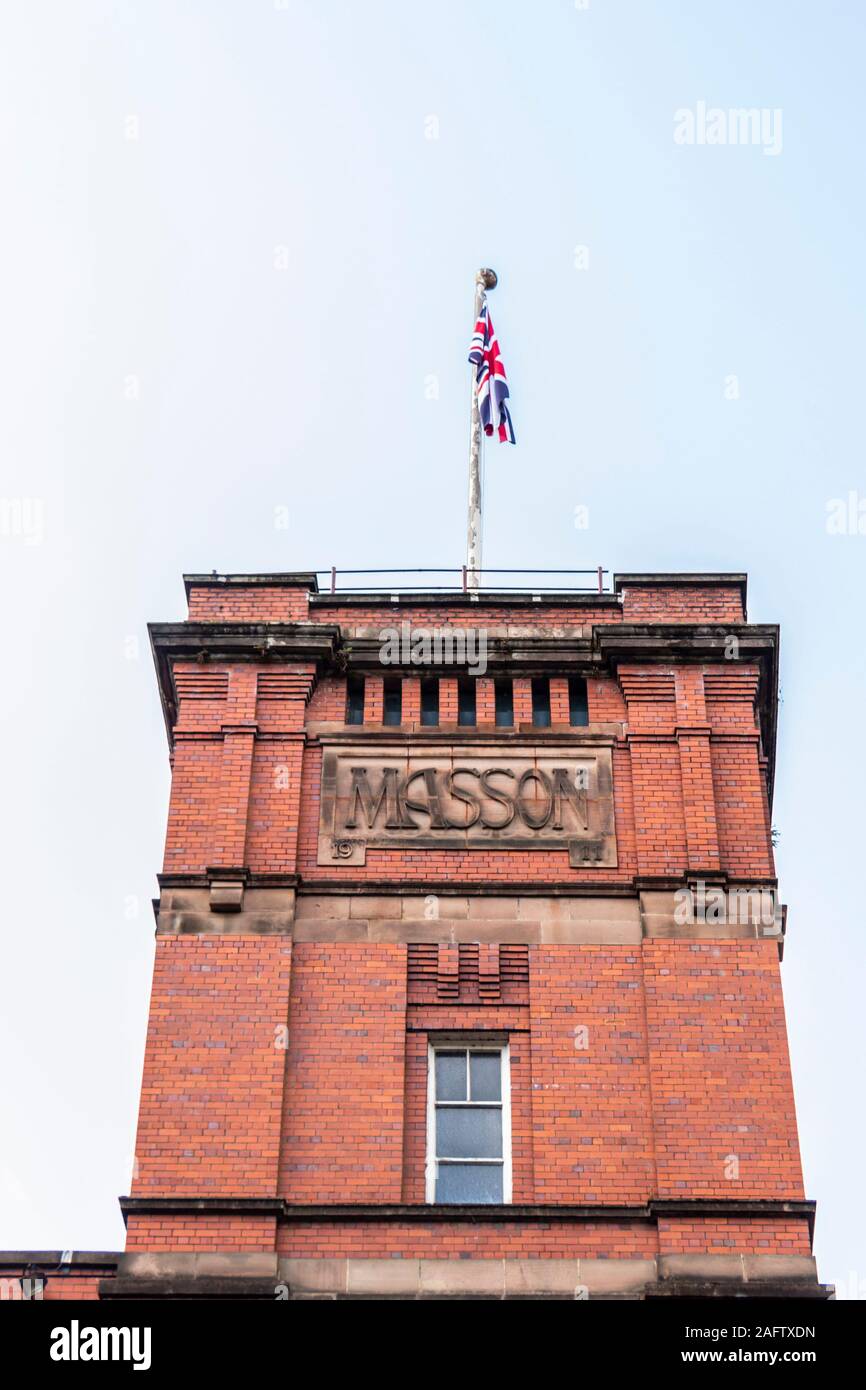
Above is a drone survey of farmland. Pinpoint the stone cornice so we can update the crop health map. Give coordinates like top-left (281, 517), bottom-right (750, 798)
top-left (315, 728), bottom-right (618, 746)
top-left (341, 633), bottom-right (599, 672)
top-left (155, 873), bottom-right (780, 896)
top-left (592, 622), bottom-right (776, 664)
top-left (117, 1195), bottom-right (815, 1237)
top-left (339, 623), bottom-right (776, 674)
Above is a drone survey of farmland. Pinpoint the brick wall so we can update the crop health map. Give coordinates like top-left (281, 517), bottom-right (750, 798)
top-left (125, 1216), bottom-right (278, 1253)
top-left (529, 946), bottom-right (655, 1205)
top-left (618, 582), bottom-right (745, 623)
top-left (188, 584), bottom-right (310, 622)
top-left (657, 1217), bottom-right (812, 1256)
top-left (276, 1221), bottom-right (657, 1259)
top-left (121, 573), bottom-right (812, 1280)
top-left (127, 939), bottom-right (804, 1235)
top-left (280, 945), bottom-right (407, 1202)
top-left (644, 941), bottom-right (804, 1200)
top-left (131, 937), bottom-right (293, 1198)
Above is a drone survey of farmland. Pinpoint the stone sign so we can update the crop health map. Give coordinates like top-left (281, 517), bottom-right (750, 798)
top-left (317, 740), bottom-right (617, 867)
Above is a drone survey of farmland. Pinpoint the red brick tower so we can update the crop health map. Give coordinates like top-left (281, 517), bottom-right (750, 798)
top-left (16, 569), bottom-right (827, 1300)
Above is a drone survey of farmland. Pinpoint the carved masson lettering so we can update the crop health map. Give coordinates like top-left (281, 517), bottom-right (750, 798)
top-left (343, 765), bottom-right (588, 833)
top-left (317, 741), bottom-right (617, 868)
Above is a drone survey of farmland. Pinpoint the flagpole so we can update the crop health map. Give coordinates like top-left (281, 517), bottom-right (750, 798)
top-left (467, 267), bottom-right (497, 591)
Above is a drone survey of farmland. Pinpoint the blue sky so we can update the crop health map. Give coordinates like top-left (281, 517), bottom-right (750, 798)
top-left (0, 0), bottom-right (864, 1291)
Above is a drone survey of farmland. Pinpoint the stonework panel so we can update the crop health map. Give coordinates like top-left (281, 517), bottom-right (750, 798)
top-left (317, 737), bottom-right (617, 867)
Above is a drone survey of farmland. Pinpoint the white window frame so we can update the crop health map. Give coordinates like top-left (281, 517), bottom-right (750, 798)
top-left (425, 1040), bottom-right (512, 1205)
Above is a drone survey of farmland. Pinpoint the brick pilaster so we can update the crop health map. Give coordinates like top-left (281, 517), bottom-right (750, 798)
top-left (549, 677), bottom-right (570, 724)
top-left (513, 677), bottom-right (532, 725)
top-left (675, 670), bottom-right (721, 874)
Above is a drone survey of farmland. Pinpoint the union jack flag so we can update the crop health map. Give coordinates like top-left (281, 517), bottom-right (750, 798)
top-left (468, 298), bottom-right (516, 444)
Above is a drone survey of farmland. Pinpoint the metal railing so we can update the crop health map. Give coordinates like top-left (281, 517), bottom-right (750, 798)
top-left (314, 568), bottom-right (611, 594)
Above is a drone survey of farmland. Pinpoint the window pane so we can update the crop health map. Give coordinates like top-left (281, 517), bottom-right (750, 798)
top-left (420, 678), bottom-right (439, 727)
top-left (494, 679), bottom-right (513, 727)
top-left (569, 675), bottom-right (588, 726)
top-left (345, 676), bottom-right (365, 725)
top-left (457, 678), bottom-right (476, 726)
top-left (434, 1052), bottom-right (466, 1101)
top-left (436, 1163), bottom-right (503, 1204)
top-left (470, 1052), bottom-right (501, 1101)
top-left (382, 677), bottom-right (402, 725)
top-left (531, 677), bottom-right (551, 727)
top-left (437, 1106), bottom-right (502, 1158)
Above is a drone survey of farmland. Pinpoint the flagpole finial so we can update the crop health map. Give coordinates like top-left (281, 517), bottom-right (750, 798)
top-left (477, 267), bottom-right (498, 290)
